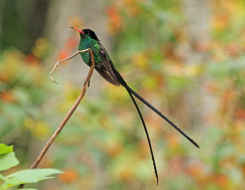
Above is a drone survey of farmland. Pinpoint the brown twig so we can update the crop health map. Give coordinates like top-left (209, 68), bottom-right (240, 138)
top-left (18, 49), bottom-right (95, 189)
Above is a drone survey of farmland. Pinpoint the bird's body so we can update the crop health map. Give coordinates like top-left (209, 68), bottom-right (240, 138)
top-left (72, 27), bottom-right (199, 184)
top-left (78, 30), bottom-right (121, 86)
top-left (78, 34), bottom-right (101, 66)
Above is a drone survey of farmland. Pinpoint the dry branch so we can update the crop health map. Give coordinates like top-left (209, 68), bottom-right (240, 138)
top-left (18, 49), bottom-right (95, 189)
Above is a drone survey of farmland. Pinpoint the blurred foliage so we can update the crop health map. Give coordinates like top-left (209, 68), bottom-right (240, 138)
top-left (0, 0), bottom-right (48, 53)
top-left (1, 0), bottom-right (245, 189)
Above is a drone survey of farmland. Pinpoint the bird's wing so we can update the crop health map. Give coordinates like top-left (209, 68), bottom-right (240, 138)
top-left (95, 67), bottom-right (120, 86)
top-left (98, 46), bottom-right (120, 86)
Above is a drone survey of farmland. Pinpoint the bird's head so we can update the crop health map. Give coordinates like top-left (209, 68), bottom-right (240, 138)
top-left (71, 27), bottom-right (100, 41)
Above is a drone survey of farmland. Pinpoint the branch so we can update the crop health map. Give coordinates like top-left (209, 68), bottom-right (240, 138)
top-left (18, 49), bottom-right (95, 189)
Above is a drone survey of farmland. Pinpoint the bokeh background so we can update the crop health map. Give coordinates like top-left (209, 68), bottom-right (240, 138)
top-left (1, 0), bottom-right (245, 189)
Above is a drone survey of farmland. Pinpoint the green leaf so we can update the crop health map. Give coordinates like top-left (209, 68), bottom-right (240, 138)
top-left (2, 169), bottom-right (62, 189)
top-left (0, 152), bottom-right (19, 171)
top-left (20, 189), bottom-right (38, 190)
top-left (0, 144), bottom-right (13, 154)
top-left (2, 177), bottom-right (20, 189)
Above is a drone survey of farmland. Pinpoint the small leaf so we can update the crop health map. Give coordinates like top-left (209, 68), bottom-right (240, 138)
top-left (2, 169), bottom-right (63, 189)
top-left (2, 177), bottom-right (20, 189)
top-left (0, 144), bottom-right (13, 154)
top-left (0, 152), bottom-right (19, 171)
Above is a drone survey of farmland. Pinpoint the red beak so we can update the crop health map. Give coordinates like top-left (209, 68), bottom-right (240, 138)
top-left (71, 27), bottom-right (84, 33)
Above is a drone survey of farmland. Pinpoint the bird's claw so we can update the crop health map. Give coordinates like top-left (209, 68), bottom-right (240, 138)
top-left (84, 78), bottom-right (90, 87)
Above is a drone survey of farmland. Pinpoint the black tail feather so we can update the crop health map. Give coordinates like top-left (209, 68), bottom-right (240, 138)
top-left (99, 45), bottom-right (198, 185)
top-left (99, 51), bottom-right (159, 183)
top-left (110, 66), bottom-right (158, 184)
top-left (128, 87), bottom-right (199, 149)
top-left (125, 87), bottom-right (158, 185)
top-left (110, 64), bottom-right (198, 186)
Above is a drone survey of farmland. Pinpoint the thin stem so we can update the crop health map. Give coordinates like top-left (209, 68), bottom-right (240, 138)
top-left (18, 49), bottom-right (95, 189)
top-left (49, 49), bottom-right (92, 84)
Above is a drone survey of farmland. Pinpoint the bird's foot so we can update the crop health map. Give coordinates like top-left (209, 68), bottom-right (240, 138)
top-left (84, 78), bottom-right (90, 87)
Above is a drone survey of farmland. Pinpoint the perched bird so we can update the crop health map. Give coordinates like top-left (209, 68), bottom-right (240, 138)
top-left (71, 27), bottom-right (199, 184)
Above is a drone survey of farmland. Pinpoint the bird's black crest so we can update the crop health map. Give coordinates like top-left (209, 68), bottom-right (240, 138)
top-left (82, 29), bottom-right (100, 41)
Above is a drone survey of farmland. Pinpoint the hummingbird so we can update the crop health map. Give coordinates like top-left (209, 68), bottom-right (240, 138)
top-left (71, 27), bottom-right (199, 184)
